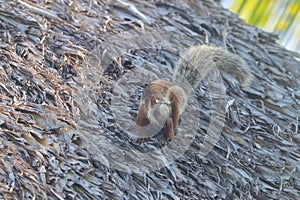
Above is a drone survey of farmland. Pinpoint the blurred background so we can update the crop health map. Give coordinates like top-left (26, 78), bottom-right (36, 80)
top-left (221, 0), bottom-right (300, 54)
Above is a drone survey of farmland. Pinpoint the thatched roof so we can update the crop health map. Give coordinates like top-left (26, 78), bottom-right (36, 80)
top-left (0, 0), bottom-right (299, 199)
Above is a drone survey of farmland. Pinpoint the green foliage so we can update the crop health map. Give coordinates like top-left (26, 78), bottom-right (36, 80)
top-left (224, 0), bottom-right (300, 53)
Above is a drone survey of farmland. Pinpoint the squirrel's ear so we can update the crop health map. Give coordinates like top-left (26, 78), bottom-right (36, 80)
top-left (150, 95), bottom-right (156, 105)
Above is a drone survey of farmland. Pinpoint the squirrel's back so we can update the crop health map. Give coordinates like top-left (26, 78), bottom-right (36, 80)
top-left (173, 45), bottom-right (253, 94)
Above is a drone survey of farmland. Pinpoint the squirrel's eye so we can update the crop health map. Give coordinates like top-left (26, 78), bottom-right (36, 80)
top-left (150, 95), bottom-right (157, 105)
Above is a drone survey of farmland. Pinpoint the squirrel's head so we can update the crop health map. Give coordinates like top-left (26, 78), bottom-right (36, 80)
top-left (147, 95), bottom-right (172, 128)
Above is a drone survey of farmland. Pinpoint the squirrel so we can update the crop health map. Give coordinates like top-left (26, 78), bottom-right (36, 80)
top-left (136, 45), bottom-right (253, 141)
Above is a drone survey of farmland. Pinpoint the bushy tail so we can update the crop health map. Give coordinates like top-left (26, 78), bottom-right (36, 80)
top-left (172, 45), bottom-right (253, 94)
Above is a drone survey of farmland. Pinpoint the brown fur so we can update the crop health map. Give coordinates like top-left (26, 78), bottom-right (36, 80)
top-left (136, 80), bottom-right (185, 140)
